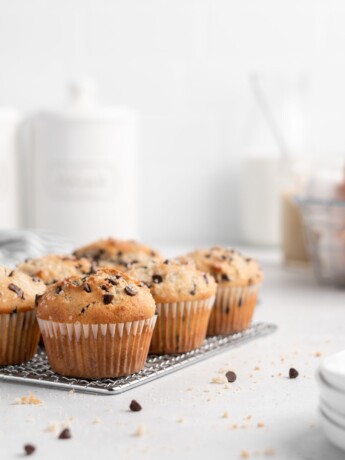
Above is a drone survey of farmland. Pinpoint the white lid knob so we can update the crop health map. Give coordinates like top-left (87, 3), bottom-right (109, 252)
top-left (68, 78), bottom-right (98, 107)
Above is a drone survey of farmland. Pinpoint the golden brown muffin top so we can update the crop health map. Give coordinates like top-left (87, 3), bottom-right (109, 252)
top-left (37, 267), bottom-right (156, 324)
top-left (73, 238), bottom-right (162, 270)
top-left (17, 254), bottom-right (93, 286)
top-left (186, 247), bottom-right (263, 287)
top-left (126, 258), bottom-right (217, 303)
top-left (0, 266), bottom-right (46, 314)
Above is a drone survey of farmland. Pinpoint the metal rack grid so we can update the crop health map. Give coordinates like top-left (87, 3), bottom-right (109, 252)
top-left (0, 322), bottom-right (277, 395)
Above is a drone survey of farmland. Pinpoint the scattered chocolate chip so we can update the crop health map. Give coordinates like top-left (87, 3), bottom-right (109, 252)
top-left (129, 400), bottom-right (142, 412)
top-left (163, 259), bottom-right (170, 265)
top-left (103, 294), bottom-right (114, 304)
top-left (8, 270), bottom-right (14, 277)
top-left (11, 307), bottom-right (17, 315)
top-left (24, 444), bottom-right (36, 455)
top-left (152, 274), bottom-right (163, 284)
top-left (115, 274), bottom-right (122, 279)
top-left (289, 368), bottom-right (299, 379)
top-left (203, 273), bottom-right (209, 284)
top-left (8, 283), bottom-right (24, 299)
top-left (221, 274), bottom-right (230, 282)
top-left (101, 284), bottom-right (109, 291)
top-left (205, 253), bottom-right (211, 259)
top-left (117, 251), bottom-right (123, 257)
top-left (58, 428), bottom-right (71, 439)
top-left (83, 283), bottom-right (92, 293)
top-left (225, 371), bottom-right (237, 383)
top-left (124, 285), bottom-right (137, 296)
top-left (221, 255), bottom-right (227, 260)
top-left (238, 297), bottom-right (243, 307)
top-left (32, 277), bottom-right (41, 283)
top-left (55, 285), bottom-right (63, 295)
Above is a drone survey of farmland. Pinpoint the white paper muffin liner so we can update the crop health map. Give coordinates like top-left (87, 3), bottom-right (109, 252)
top-left (38, 316), bottom-right (157, 378)
top-left (150, 296), bottom-right (215, 354)
top-left (207, 284), bottom-right (260, 336)
top-left (0, 310), bottom-right (40, 365)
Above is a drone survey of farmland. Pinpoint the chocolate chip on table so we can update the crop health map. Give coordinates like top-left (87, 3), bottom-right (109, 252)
top-left (289, 368), bottom-right (299, 379)
top-left (8, 283), bottom-right (24, 299)
top-left (58, 428), bottom-right (72, 439)
top-left (124, 285), bottom-right (137, 296)
top-left (24, 444), bottom-right (36, 455)
top-left (152, 274), bottom-right (163, 284)
top-left (129, 400), bottom-right (142, 412)
top-left (225, 371), bottom-right (237, 383)
top-left (83, 283), bottom-right (92, 293)
top-left (103, 294), bottom-right (114, 304)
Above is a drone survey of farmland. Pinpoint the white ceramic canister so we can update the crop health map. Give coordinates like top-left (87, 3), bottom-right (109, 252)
top-left (0, 108), bottom-right (21, 229)
top-left (29, 80), bottom-right (139, 245)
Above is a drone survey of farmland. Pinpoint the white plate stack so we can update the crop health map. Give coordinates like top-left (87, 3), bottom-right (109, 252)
top-left (317, 350), bottom-right (345, 451)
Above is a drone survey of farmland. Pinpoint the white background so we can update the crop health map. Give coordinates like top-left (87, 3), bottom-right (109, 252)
top-left (0, 0), bottom-right (345, 245)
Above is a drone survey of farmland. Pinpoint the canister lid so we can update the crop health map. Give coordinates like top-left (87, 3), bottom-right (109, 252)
top-left (34, 78), bottom-right (137, 123)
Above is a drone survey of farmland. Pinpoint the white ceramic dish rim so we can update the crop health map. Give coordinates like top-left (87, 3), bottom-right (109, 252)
top-left (320, 351), bottom-right (345, 392)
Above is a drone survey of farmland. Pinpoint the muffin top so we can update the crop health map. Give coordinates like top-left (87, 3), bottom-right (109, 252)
top-left (186, 247), bottom-right (263, 287)
top-left (37, 267), bottom-right (156, 324)
top-left (126, 258), bottom-right (217, 303)
top-left (17, 254), bottom-right (93, 286)
top-left (0, 266), bottom-right (46, 314)
top-left (73, 238), bottom-right (162, 270)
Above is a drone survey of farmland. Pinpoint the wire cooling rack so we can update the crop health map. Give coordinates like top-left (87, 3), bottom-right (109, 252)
top-left (0, 322), bottom-right (277, 395)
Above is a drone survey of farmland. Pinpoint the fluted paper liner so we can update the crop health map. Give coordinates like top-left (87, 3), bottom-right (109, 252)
top-left (0, 310), bottom-right (40, 365)
top-left (38, 316), bottom-right (156, 378)
top-left (150, 297), bottom-right (215, 354)
top-left (207, 284), bottom-right (260, 336)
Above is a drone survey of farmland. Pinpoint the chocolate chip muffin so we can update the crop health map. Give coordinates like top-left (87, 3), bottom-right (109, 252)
top-left (37, 268), bottom-right (156, 378)
top-left (127, 259), bottom-right (216, 354)
top-left (0, 267), bottom-right (45, 365)
top-left (73, 238), bottom-right (162, 271)
top-left (17, 254), bottom-right (93, 286)
top-left (186, 247), bottom-right (263, 335)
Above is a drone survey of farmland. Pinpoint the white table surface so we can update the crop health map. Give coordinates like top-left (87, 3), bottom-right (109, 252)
top-left (1, 249), bottom-right (345, 460)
